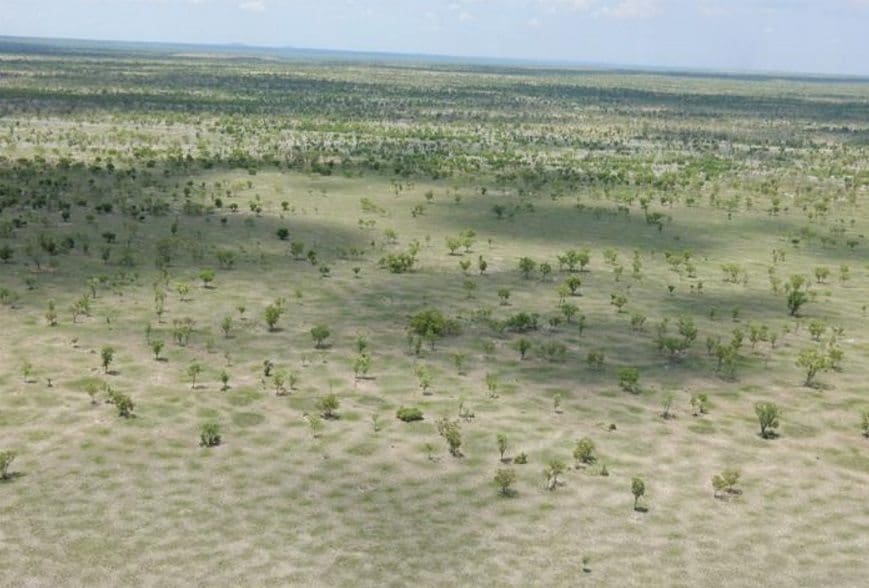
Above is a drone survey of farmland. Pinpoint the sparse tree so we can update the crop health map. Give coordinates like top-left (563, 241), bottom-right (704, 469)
top-left (199, 268), bottom-right (215, 288)
top-left (352, 354), bottom-right (371, 381)
top-left (100, 345), bottom-right (115, 373)
top-left (150, 339), bottom-right (164, 360)
top-left (518, 257), bottom-right (536, 279)
top-left (690, 393), bottom-right (709, 416)
top-left (436, 418), bottom-right (462, 457)
top-left (318, 393), bottom-right (340, 419)
top-left (187, 362), bottom-right (202, 390)
top-left (711, 468), bottom-right (741, 498)
top-left (0, 450), bottom-right (16, 480)
top-left (221, 316), bottom-right (233, 338)
top-left (755, 401), bottom-right (780, 439)
top-left (311, 324), bottom-right (331, 348)
top-left (485, 372), bottom-right (499, 398)
top-left (660, 392), bottom-right (675, 419)
top-left (785, 274), bottom-right (810, 316)
top-left (797, 347), bottom-right (830, 387)
top-left (497, 433), bottom-right (508, 462)
top-left (618, 367), bottom-right (640, 394)
top-left (515, 338), bottom-right (532, 360)
top-left (573, 438), bottom-right (596, 466)
top-left (264, 303), bottom-right (283, 331)
top-left (631, 477), bottom-right (646, 510)
top-left (494, 468), bottom-right (517, 497)
top-left (544, 458), bottom-right (566, 491)
top-left (200, 422), bottom-right (221, 447)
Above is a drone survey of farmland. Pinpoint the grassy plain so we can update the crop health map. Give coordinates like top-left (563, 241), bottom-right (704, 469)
top-left (0, 39), bottom-right (868, 586)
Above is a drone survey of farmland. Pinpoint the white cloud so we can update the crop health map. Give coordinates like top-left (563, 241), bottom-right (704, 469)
top-left (534, 0), bottom-right (660, 18)
top-left (600, 0), bottom-right (660, 19)
top-left (238, 1), bottom-right (266, 13)
top-left (536, 0), bottom-right (597, 12)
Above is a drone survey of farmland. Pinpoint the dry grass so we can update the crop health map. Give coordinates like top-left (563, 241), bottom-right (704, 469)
top-left (1, 165), bottom-right (867, 586)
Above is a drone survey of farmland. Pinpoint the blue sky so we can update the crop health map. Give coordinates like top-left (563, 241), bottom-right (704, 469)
top-left (2, 1), bottom-right (869, 75)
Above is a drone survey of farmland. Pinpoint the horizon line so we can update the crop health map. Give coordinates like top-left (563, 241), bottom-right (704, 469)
top-left (2, 33), bottom-right (869, 83)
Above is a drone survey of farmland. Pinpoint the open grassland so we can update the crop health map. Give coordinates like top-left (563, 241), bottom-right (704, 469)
top-left (0, 41), bottom-right (868, 586)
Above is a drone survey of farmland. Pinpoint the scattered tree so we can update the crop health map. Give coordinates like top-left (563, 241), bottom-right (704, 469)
top-left (544, 458), bottom-right (566, 491)
top-left (631, 477), bottom-right (646, 511)
top-left (497, 433), bottom-right (509, 462)
top-left (100, 345), bottom-right (115, 373)
top-left (494, 468), bottom-right (517, 497)
top-left (755, 401), bottom-right (780, 439)
top-left (573, 438), bottom-right (596, 466)
top-left (0, 450), bottom-right (16, 480)
top-left (396, 407), bottom-right (424, 422)
top-left (711, 468), bottom-right (741, 498)
top-left (200, 422), bottom-right (222, 447)
top-left (318, 393), bottom-right (340, 419)
top-left (436, 418), bottom-right (462, 457)
top-left (311, 324), bottom-right (331, 348)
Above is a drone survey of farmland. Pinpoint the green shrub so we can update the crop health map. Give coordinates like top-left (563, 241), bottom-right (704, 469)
top-left (755, 401), bottom-right (780, 439)
top-left (436, 418), bottom-right (462, 457)
top-left (544, 458), bottom-right (566, 491)
top-left (0, 450), bottom-right (16, 480)
top-left (494, 468), bottom-right (517, 497)
top-left (200, 422), bottom-right (222, 447)
top-left (107, 387), bottom-right (134, 418)
top-left (573, 438), bottom-right (596, 465)
top-left (396, 407), bottom-right (424, 422)
top-left (318, 393), bottom-right (340, 419)
top-left (632, 477), bottom-right (646, 510)
top-left (712, 468), bottom-right (741, 498)
top-left (618, 368), bottom-right (640, 393)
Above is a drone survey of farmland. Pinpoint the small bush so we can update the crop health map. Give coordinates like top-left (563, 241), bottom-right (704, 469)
top-left (632, 477), bottom-right (646, 510)
top-left (318, 393), bottom-right (340, 419)
top-left (0, 450), bottom-right (16, 480)
top-left (436, 418), bottom-right (462, 457)
top-left (573, 438), bottom-right (596, 465)
top-left (396, 407), bottom-right (424, 422)
top-left (494, 468), bottom-right (517, 497)
top-left (106, 387), bottom-right (134, 418)
top-left (618, 368), bottom-right (640, 394)
top-left (200, 422), bottom-right (222, 447)
top-left (755, 401), bottom-right (780, 439)
top-left (712, 468), bottom-right (741, 498)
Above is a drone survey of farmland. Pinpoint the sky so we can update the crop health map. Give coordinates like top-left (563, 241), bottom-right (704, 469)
top-left (1, 0), bottom-right (869, 76)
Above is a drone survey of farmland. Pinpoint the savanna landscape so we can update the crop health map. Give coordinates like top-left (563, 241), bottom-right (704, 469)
top-left (0, 37), bottom-right (868, 586)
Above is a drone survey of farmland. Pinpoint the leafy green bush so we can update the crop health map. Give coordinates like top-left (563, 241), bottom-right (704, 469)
top-left (0, 450), bottom-right (16, 480)
top-left (436, 418), bottom-right (462, 457)
top-left (494, 468), bottom-right (517, 497)
top-left (755, 401), bottom-right (780, 438)
top-left (618, 368), bottom-right (640, 394)
top-left (573, 438), bottom-right (596, 465)
top-left (712, 468), bottom-right (741, 498)
top-left (200, 422), bottom-right (222, 447)
top-left (503, 312), bottom-right (539, 333)
top-left (632, 477), bottom-right (646, 510)
top-left (396, 407), bottom-right (424, 422)
top-left (106, 387), bottom-right (134, 418)
top-left (318, 393), bottom-right (340, 419)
